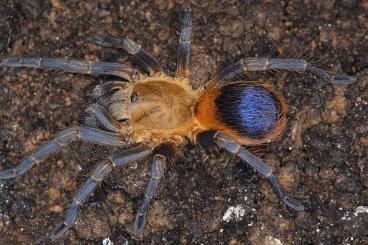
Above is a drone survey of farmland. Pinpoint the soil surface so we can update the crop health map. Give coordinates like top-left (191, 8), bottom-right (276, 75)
top-left (0, 1), bottom-right (367, 244)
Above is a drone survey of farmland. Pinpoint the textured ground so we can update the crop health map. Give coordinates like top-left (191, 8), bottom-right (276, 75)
top-left (0, 0), bottom-right (367, 244)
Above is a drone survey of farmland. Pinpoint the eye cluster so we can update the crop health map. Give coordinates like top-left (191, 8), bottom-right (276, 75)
top-left (130, 92), bottom-right (138, 103)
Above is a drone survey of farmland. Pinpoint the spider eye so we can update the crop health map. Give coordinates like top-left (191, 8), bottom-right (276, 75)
top-left (130, 92), bottom-right (138, 103)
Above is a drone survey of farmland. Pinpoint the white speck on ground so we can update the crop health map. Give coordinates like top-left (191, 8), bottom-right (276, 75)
top-left (0, 213), bottom-right (11, 226)
top-left (341, 206), bottom-right (368, 221)
top-left (222, 204), bottom-right (246, 222)
top-left (354, 206), bottom-right (368, 216)
top-left (102, 237), bottom-right (113, 245)
top-left (265, 235), bottom-right (283, 245)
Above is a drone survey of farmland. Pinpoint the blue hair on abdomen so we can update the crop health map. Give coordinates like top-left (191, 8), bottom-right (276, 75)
top-left (237, 87), bottom-right (278, 134)
top-left (215, 84), bottom-right (280, 138)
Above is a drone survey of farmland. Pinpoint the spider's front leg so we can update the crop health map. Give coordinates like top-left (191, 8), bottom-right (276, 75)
top-left (133, 143), bottom-right (175, 237)
top-left (50, 144), bottom-right (153, 240)
top-left (95, 35), bottom-right (163, 76)
top-left (1, 57), bottom-right (138, 81)
top-left (198, 131), bottom-right (304, 212)
top-left (219, 57), bottom-right (356, 84)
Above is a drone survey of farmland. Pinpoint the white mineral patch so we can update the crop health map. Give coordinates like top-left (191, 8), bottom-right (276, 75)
top-left (222, 204), bottom-right (246, 222)
top-left (102, 237), bottom-right (113, 245)
top-left (341, 206), bottom-right (368, 221)
top-left (265, 236), bottom-right (283, 245)
top-left (354, 206), bottom-right (368, 216)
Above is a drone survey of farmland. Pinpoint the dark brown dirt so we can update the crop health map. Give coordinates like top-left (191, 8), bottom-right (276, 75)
top-left (0, 0), bottom-right (367, 244)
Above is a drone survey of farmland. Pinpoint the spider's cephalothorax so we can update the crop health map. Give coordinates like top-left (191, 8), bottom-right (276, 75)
top-left (107, 74), bottom-right (199, 145)
top-left (0, 10), bottom-right (355, 240)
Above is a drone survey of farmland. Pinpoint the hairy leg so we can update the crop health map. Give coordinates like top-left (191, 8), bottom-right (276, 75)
top-left (0, 127), bottom-right (125, 179)
top-left (86, 80), bottom-right (127, 129)
top-left (85, 103), bottom-right (121, 133)
top-left (133, 154), bottom-right (166, 237)
top-left (213, 132), bottom-right (304, 211)
top-left (50, 144), bottom-right (153, 240)
top-left (134, 144), bottom-right (174, 237)
top-left (219, 57), bottom-right (356, 84)
top-left (95, 35), bottom-right (162, 76)
top-left (176, 9), bottom-right (192, 78)
top-left (1, 57), bottom-right (138, 81)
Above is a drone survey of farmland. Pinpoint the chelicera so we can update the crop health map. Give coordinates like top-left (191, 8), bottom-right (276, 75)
top-left (0, 10), bottom-right (355, 240)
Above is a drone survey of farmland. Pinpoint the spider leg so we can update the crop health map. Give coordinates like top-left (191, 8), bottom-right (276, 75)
top-left (219, 58), bottom-right (356, 84)
top-left (95, 35), bottom-right (162, 76)
top-left (176, 9), bottom-right (192, 78)
top-left (87, 80), bottom-right (126, 128)
top-left (0, 127), bottom-right (125, 179)
top-left (85, 103), bottom-right (120, 133)
top-left (134, 144), bottom-right (173, 237)
top-left (50, 144), bottom-right (153, 240)
top-left (213, 132), bottom-right (304, 211)
top-left (0, 57), bottom-right (138, 81)
top-left (91, 80), bottom-right (126, 100)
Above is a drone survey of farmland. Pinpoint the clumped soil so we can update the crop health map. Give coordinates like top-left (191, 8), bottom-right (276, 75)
top-left (0, 1), bottom-right (367, 244)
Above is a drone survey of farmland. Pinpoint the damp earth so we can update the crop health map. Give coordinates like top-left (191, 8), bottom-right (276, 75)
top-left (0, 1), bottom-right (367, 244)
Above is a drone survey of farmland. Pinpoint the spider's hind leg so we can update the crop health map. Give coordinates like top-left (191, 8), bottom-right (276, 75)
top-left (219, 58), bottom-right (356, 84)
top-left (133, 143), bottom-right (175, 237)
top-left (212, 132), bottom-right (304, 212)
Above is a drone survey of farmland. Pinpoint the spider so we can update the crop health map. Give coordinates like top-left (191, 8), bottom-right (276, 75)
top-left (0, 10), bottom-right (355, 240)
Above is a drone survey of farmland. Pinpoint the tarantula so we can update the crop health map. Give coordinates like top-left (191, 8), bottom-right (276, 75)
top-left (0, 10), bottom-right (355, 240)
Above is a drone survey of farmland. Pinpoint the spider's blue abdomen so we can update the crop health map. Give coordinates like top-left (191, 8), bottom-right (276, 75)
top-left (237, 87), bottom-right (278, 134)
top-left (215, 83), bottom-right (281, 139)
